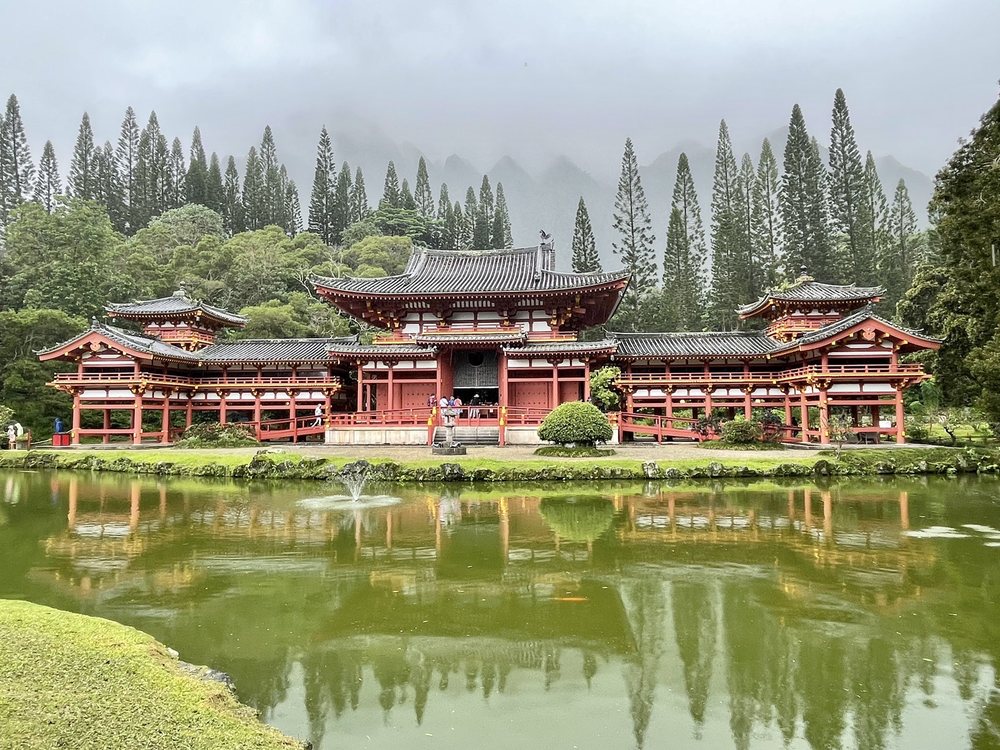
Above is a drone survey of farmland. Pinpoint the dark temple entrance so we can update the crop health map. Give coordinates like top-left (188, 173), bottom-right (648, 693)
top-left (451, 350), bottom-right (499, 406)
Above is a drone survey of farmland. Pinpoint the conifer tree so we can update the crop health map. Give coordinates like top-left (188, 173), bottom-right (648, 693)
top-left (400, 178), bottom-right (416, 210)
top-left (136, 111), bottom-right (169, 222)
top-left (883, 178), bottom-right (920, 307)
top-left (242, 146), bottom-right (265, 230)
top-left (168, 137), bottom-right (186, 208)
top-left (414, 157), bottom-right (435, 217)
top-left (461, 187), bottom-right (478, 250)
top-left (94, 141), bottom-right (123, 223)
top-left (332, 162), bottom-right (352, 243)
top-left (751, 138), bottom-right (781, 291)
top-left (450, 200), bottom-right (464, 251)
top-left (479, 175), bottom-right (494, 232)
top-left (307, 126), bottom-right (336, 244)
top-left (708, 120), bottom-right (743, 328)
top-left (380, 161), bottom-right (401, 209)
top-left (437, 183), bottom-right (451, 221)
top-left (737, 153), bottom-right (758, 302)
top-left (284, 179), bottom-right (302, 235)
top-left (473, 178), bottom-right (491, 249)
top-left (33, 140), bottom-right (61, 213)
top-left (662, 153), bottom-right (708, 329)
top-left (611, 137), bottom-right (656, 329)
top-left (115, 106), bottom-right (141, 233)
top-left (861, 151), bottom-right (891, 280)
top-left (779, 104), bottom-right (834, 280)
top-left (222, 155), bottom-right (243, 235)
top-left (0, 95), bottom-right (33, 221)
top-left (350, 167), bottom-right (369, 222)
top-left (260, 126), bottom-right (284, 226)
top-left (571, 197), bottom-right (601, 272)
top-left (68, 112), bottom-right (97, 200)
top-left (205, 153), bottom-right (224, 212)
top-left (491, 182), bottom-right (513, 249)
top-left (185, 126), bottom-right (209, 205)
top-left (828, 88), bottom-right (873, 284)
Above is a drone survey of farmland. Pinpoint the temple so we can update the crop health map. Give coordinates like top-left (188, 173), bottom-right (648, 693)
top-left (38, 242), bottom-right (938, 446)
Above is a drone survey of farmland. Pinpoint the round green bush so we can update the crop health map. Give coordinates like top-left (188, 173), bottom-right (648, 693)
top-left (537, 401), bottom-right (613, 447)
top-left (175, 422), bottom-right (260, 448)
top-left (719, 417), bottom-right (763, 445)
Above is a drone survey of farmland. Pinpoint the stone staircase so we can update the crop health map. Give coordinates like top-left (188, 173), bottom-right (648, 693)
top-left (432, 426), bottom-right (500, 446)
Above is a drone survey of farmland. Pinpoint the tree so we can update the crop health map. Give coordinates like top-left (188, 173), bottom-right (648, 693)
top-left (93, 141), bottom-right (122, 224)
top-left (167, 137), bottom-right (186, 209)
top-left (737, 153), bottom-right (758, 303)
top-left (205, 153), bottom-right (224, 212)
top-left (779, 104), bottom-right (835, 280)
top-left (883, 179), bottom-right (921, 308)
top-left (0, 95), bottom-right (34, 225)
top-left (380, 161), bottom-right (401, 210)
top-left (862, 151), bottom-right (891, 284)
top-left (491, 183), bottom-right (513, 249)
top-left (476, 175), bottom-right (494, 248)
top-left (284, 179), bottom-right (302, 235)
top-left (829, 88), bottom-right (874, 284)
top-left (222, 155), bottom-right (243, 235)
top-left (610, 137), bottom-right (656, 329)
top-left (751, 138), bottom-right (781, 292)
top-left (400, 178), bottom-right (416, 211)
top-left (242, 146), bottom-right (265, 230)
top-left (589, 366), bottom-right (621, 411)
top-left (571, 197), bottom-right (600, 272)
top-left (68, 112), bottom-right (96, 200)
top-left (33, 141), bottom-right (61, 213)
top-left (115, 106), bottom-right (141, 233)
top-left (350, 167), bottom-right (369, 222)
top-left (662, 153), bottom-right (707, 330)
top-left (708, 120), bottom-right (743, 328)
top-left (185, 126), bottom-right (209, 205)
top-left (414, 157), bottom-right (435, 217)
top-left (461, 187), bottom-right (478, 250)
top-left (307, 126), bottom-right (336, 245)
top-left (332, 161), bottom-right (352, 244)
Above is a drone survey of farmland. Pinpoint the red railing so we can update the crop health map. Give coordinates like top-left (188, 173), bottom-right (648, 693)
top-left (618, 362), bottom-right (924, 386)
top-left (53, 372), bottom-right (341, 388)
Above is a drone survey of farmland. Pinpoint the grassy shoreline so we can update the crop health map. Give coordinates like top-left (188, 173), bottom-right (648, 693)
top-left (2, 445), bottom-right (1000, 481)
top-left (0, 600), bottom-right (303, 750)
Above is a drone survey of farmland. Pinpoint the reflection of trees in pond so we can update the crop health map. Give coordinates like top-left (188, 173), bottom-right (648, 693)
top-left (538, 497), bottom-right (615, 543)
top-left (622, 577), bottom-right (667, 749)
top-left (671, 579), bottom-right (717, 734)
top-left (302, 647), bottom-right (363, 746)
top-left (848, 637), bottom-right (904, 750)
top-left (796, 631), bottom-right (848, 750)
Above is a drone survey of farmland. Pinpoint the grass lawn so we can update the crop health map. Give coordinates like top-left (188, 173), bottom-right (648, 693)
top-left (0, 600), bottom-right (302, 750)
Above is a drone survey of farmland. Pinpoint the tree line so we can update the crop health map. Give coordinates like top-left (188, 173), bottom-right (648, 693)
top-left (571, 89), bottom-right (925, 331)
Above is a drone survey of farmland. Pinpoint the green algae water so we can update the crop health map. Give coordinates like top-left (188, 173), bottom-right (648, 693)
top-left (2, 471), bottom-right (1000, 749)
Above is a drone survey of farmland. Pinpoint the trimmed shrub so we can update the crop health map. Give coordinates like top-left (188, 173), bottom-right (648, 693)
top-left (175, 422), bottom-right (260, 448)
top-left (692, 414), bottom-right (723, 438)
top-left (534, 446), bottom-right (616, 457)
top-left (720, 417), bottom-right (762, 445)
top-left (538, 401), bottom-right (613, 447)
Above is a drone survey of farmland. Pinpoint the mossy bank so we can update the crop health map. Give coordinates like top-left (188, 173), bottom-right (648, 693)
top-left (0, 600), bottom-right (304, 750)
top-left (3, 446), bottom-right (1000, 482)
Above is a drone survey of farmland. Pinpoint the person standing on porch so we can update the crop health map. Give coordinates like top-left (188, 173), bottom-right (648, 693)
top-left (312, 404), bottom-right (323, 427)
top-left (469, 393), bottom-right (481, 419)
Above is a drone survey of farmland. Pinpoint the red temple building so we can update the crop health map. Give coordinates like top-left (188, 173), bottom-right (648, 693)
top-left (39, 242), bottom-right (938, 446)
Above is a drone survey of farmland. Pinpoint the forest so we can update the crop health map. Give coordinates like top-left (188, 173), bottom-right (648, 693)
top-left (0, 87), bottom-right (995, 435)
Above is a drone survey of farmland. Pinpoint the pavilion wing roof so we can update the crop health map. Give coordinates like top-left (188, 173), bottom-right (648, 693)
top-left (36, 321), bottom-right (202, 361)
top-left (503, 340), bottom-right (618, 357)
top-left (325, 342), bottom-right (437, 359)
top-left (737, 279), bottom-right (885, 318)
top-left (106, 291), bottom-right (247, 326)
top-left (310, 245), bottom-right (629, 296)
top-left (611, 331), bottom-right (777, 359)
top-left (768, 309), bottom-right (939, 353)
top-left (198, 336), bottom-right (358, 364)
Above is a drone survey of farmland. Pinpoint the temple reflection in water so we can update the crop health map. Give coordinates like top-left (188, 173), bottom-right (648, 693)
top-left (3, 470), bottom-right (1000, 750)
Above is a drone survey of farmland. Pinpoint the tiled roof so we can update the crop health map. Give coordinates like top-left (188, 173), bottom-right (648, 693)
top-left (36, 321), bottom-right (202, 361)
top-left (106, 290), bottom-right (247, 326)
top-left (199, 337), bottom-right (357, 363)
top-left (503, 340), bottom-right (618, 357)
top-left (737, 278), bottom-right (884, 318)
top-left (415, 330), bottom-right (527, 345)
top-left (311, 245), bottom-right (629, 296)
top-left (611, 331), bottom-right (777, 359)
top-left (325, 343), bottom-right (437, 358)
top-left (769, 309), bottom-right (939, 352)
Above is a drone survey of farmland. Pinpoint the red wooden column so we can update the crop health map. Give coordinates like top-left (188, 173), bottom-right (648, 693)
top-left (102, 409), bottom-right (111, 445)
top-left (252, 389), bottom-right (262, 432)
top-left (289, 390), bottom-right (298, 442)
top-left (870, 404), bottom-right (881, 440)
top-left (799, 389), bottom-right (809, 444)
top-left (743, 385), bottom-right (752, 419)
top-left (185, 395), bottom-right (193, 428)
top-left (550, 362), bottom-right (559, 409)
top-left (894, 386), bottom-right (906, 444)
top-left (704, 386), bottom-right (713, 417)
top-left (160, 389), bottom-right (171, 444)
top-left (664, 386), bottom-right (674, 428)
top-left (218, 391), bottom-right (228, 424)
top-left (356, 361), bottom-right (364, 412)
top-left (818, 386), bottom-right (830, 444)
top-left (583, 359), bottom-right (591, 402)
top-left (387, 362), bottom-right (396, 412)
top-left (131, 389), bottom-right (143, 445)
top-left (783, 389), bottom-right (792, 430)
top-left (71, 390), bottom-right (82, 446)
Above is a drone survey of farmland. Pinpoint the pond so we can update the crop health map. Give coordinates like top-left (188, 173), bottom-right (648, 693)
top-left (1, 470), bottom-right (1000, 749)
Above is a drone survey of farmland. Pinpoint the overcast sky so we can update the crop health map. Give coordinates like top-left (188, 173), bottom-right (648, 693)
top-left (4, 0), bottom-right (1000, 179)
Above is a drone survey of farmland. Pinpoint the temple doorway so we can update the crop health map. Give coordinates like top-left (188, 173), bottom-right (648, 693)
top-left (451, 350), bottom-right (500, 411)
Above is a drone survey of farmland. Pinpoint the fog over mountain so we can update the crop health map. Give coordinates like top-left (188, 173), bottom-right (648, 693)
top-left (3, 0), bottom-right (997, 268)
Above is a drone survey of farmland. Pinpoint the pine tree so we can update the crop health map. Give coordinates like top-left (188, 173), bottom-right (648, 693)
top-left (284, 179), bottom-right (302, 235)
top-left (400, 178), bottom-right (416, 210)
top-left (242, 146), bottom-right (265, 230)
top-left (168, 137), bottom-right (186, 208)
top-left (449, 200), bottom-right (464, 251)
top-left (491, 182), bottom-right (513, 249)
top-left (751, 138), bottom-right (781, 292)
top-left (662, 153), bottom-right (708, 329)
top-left (828, 88), bottom-right (873, 284)
top-left (414, 157), bottom-right (435, 217)
top-left (380, 161), bottom-right (401, 209)
top-left (136, 111), bottom-right (168, 223)
top-left (779, 104), bottom-right (835, 280)
top-left (307, 126), bottom-right (336, 244)
top-left (737, 153), bottom-right (758, 303)
top-left (115, 106), bottom-right (141, 233)
top-left (883, 178), bottom-right (920, 307)
top-left (222, 155), bottom-right (243, 235)
top-left (708, 120), bottom-right (743, 328)
top-left (862, 151), bottom-right (891, 282)
top-left (260, 126), bottom-right (284, 226)
top-left (473, 176), bottom-right (492, 249)
top-left (0, 95), bottom-right (33, 224)
top-left (185, 126), bottom-right (209, 205)
top-left (437, 183), bottom-right (451, 221)
top-left (571, 197), bottom-right (600, 272)
top-left (611, 137), bottom-right (656, 328)
top-left (94, 141), bottom-right (123, 222)
top-left (479, 175), bottom-right (494, 232)
top-left (332, 161), bottom-right (352, 243)
top-left (461, 187), bottom-right (478, 250)
top-left (205, 153), bottom-right (224, 212)
top-left (350, 167), bottom-right (369, 222)
top-left (68, 112), bottom-right (97, 200)
top-left (33, 140), bottom-right (61, 213)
